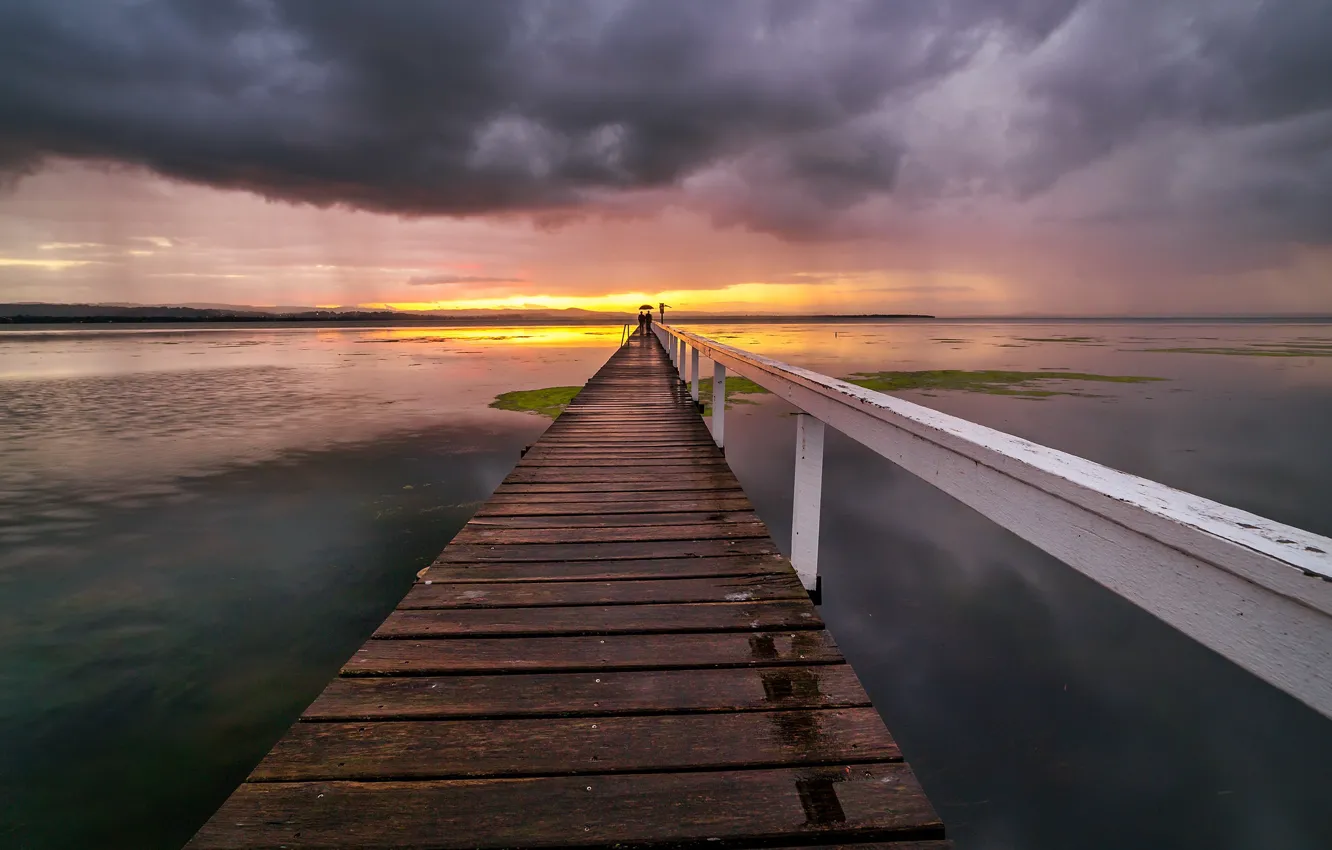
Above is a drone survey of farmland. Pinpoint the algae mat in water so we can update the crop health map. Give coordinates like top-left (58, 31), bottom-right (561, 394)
top-left (844, 369), bottom-right (1164, 399)
top-left (490, 386), bottom-right (581, 419)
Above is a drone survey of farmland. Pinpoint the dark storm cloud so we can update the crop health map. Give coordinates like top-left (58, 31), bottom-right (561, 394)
top-left (0, 0), bottom-right (1329, 241)
top-left (0, 1), bottom-right (1070, 211)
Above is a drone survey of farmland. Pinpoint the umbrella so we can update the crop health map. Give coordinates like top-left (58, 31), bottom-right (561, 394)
top-left (638, 304), bottom-right (653, 310)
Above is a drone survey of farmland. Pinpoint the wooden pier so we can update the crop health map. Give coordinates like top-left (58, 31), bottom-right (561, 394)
top-left (188, 333), bottom-right (947, 849)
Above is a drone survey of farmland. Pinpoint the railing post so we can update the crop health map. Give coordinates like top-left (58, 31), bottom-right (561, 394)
top-left (690, 347), bottom-right (700, 403)
top-left (679, 339), bottom-right (688, 382)
top-left (711, 362), bottom-right (726, 448)
top-left (791, 414), bottom-right (825, 602)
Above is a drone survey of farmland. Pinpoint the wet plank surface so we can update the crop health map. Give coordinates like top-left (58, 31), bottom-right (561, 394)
top-left (188, 332), bottom-right (947, 849)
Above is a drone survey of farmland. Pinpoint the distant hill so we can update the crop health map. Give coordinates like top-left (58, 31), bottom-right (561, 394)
top-left (0, 302), bottom-right (934, 325)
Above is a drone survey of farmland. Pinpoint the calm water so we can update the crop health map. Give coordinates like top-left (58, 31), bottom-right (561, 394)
top-left (2, 321), bottom-right (1331, 849)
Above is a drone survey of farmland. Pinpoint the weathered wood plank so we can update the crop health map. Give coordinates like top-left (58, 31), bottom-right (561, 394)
top-left (519, 453), bottom-right (722, 464)
top-left (438, 538), bottom-right (780, 562)
top-left (422, 553), bottom-right (791, 582)
top-left (480, 491), bottom-right (749, 507)
top-left (302, 666), bottom-right (871, 720)
top-left (451, 521), bottom-right (770, 545)
top-left (515, 457), bottom-right (732, 469)
top-left (342, 630), bottom-right (845, 675)
top-left (465, 510), bottom-right (761, 527)
top-left (252, 708), bottom-right (899, 781)
top-left (530, 438), bottom-right (718, 447)
top-left (545, 426), bottom-right (706, 433)
top-left (501, 473), bottom-right (743, 488)
top-left (493, 481), bottom-right (748, 494)
top-left (402, 574), bottom-right (804, 608)
top-left (373, 600), bottom-right (822, 638)
top-left (187, 764), bottom-right (942, 850)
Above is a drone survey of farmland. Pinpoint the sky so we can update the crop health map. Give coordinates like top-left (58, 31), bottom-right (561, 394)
top-left (1, 0), bottom-right (1330, 316)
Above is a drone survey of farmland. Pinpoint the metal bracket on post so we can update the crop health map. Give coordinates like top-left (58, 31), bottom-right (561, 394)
top-left (791, 414), bottom-right (825, 602)
top-left (711, 362), bottom-right (726, 448)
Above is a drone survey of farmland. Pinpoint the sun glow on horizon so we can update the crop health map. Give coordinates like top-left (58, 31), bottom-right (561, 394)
top-left (371, 275), bottom-right (997, 314)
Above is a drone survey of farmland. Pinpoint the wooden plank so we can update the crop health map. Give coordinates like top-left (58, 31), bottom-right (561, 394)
top-left (465, 510), bottom-right (762, 527)
top-left (186, 764), bottom-right (943, 850)
top-left (529, 442), bottom-right (717, 449)
top-left (530, 428), bottom-right (709, 436)
top-left (373, 600), bottom-right (822, 638)
top-left (302, 666), bottom-right (872, 720)
top-left (503, 468), bottom-right (740, 484)
top-left (402, 574), bottom-right (804, 608)
top-left (520, 451), bottom-right (722, 462)
top-left (515, 457), bottom-right (732, 469)
top-left (451, 522), bottom-right (770, 545)
top-left (533, 422), bottom-right (704, 430)
top-left (546, 426), bottom-right (704, 433)
top-left (421, 553), bottom-right (791, 582)
top-left (494, 481), bottom-right (747, 495)
top-left (342, 630), bottom-right (845, 675)
top-left (480, 491), bottom-right (749, 507)
top-left (252, 708), bottom-right (899, 781)
top-left (531, 434), bottom-right (713, 445)
top-left (552, 416), bottom-right (700, 423)
top-left (437, 538), bottom-right (780, 562)
top-left (523, 444), bottom-right (719, 453)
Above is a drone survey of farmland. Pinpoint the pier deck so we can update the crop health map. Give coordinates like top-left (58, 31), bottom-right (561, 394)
top-left (188, 333), bottom-right (947, 849)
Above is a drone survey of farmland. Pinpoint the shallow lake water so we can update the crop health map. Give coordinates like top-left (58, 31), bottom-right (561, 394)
top-left (1, 320), bottom-right (1330, 849)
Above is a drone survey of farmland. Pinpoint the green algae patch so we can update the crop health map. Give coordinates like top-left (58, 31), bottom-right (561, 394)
top-left (1141, 346), bottom-right (1332, 358)
top-left (490, 386), bottom-right (582, 419)
top-left (697, 376), bottom-right (769, 413)
top-left (843, 369), bottom-right (1164, 399)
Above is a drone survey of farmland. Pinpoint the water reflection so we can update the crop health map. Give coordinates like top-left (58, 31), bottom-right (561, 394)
top-left (0, 325), bottom-right (608, 849)
top-left (2, 321), bottom-right (1331, 849)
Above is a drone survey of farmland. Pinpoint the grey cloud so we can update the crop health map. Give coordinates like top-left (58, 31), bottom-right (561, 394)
top-left (0, 0), bottom-right (1329, 244)
top-left (0, 1), bottom-right (1070, 216)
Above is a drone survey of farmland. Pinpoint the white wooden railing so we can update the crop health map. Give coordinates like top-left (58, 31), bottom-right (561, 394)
top-left (651, 324), bottom-right (1332, 720)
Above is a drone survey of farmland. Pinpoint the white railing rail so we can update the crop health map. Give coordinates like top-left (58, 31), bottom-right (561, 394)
top-left (651, 323), bottom-right (1332, 720)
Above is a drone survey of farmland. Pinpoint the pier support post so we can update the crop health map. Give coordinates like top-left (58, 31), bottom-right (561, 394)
top-left (690, 348), bottom-right (700, 403)
top-left (711, 362), bottom-right (726, 448)
top-left (791, 414), bottom-right (825, 602)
